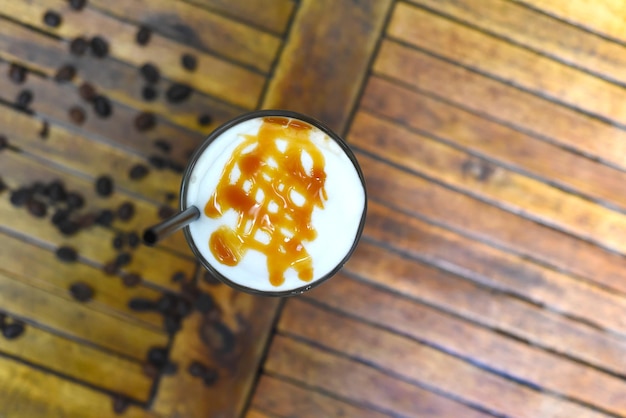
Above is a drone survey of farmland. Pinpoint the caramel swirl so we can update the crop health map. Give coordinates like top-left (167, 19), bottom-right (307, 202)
top-left (205, 117), bottom-right (327, 287)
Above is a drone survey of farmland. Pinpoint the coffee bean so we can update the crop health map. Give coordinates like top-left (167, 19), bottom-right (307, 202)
top-left (148, 155), bottom-right (167, 170)
top-left (27, 200), bottom-right (47, 218)
top-left (115, 252), bottom-right (132, 267)
top-left (162, 362), bottom-right (178, 375)
top-left (51, 208), bottom-right (69, 225)
top-left (69, 0), bottom-right (87, 11)
top-left (8, 64), bottom-right (27, 84)
top-left (46, 180), bottom-right (67, 203)
top-left (156, 293), bottom-right (177, 313)
top-left (181, 54), bottom-right (197, 71)
top-left (134, 111), bottom-right (156, 132)
top-left (171, 271), bottom-right (186, 283)
top-left (136, 26), bottom-right (152, 46)
top-left (95, 175), bottom-right (113, 197)
top-left (0, 312), bottom-right (6, 328)
top-left (164, 315), bottom-right (181, 335)
top-left (95, 209), bottom-right (115, 226)
top-left (147, 347), bottom-right (168, 368)
top-left (187, 361), bottom-right (208, 378)
top-left (175, 297), bottom-right (193, 318)
top-left (127, 232), bottom-right (140, 248)
top-left (140, 63), bottom-right (159, 84)
top-left (128, 164), bottom-right (149, 180)
top-left (165, 192), bottom-right (176, 202)
top-left (102, 261), bottom-right (118, 275)
top-left (194, 292), bottom-right (214, 314)
top-left (90, 36), bottom-right (109, 58)
top-left (69, 282), bottom-right (94, 302)
top-left (141, 85), bottom-right (157, 101)
top-left (93, 95), bottom-right (112, 117)
top-left (76, 212), bottom-right (97, 228)
top-left (2, 323), bottom-right (25, 340)
top-left (66, 192), bottom-right (85, 209)
top-left (153, 139), bottom-right (171, 154)
top-left (31, 182), bottom-right (47, 196)
top-left (56, 245), bottom-right (78, 262)
top-left (16, 90), bottom-right (33, 109)
top-left (167, 160), bottom-right (185, 174)
top-left (10, 188), bottom-right (31, 207)
top-left (39, 121), bottom-right (49, 139)
top-left (202, 271), bottom-right (221, 286)
top-left (68, 106), bottom-right (86, 125)
top-left (69, 37), bottom-right (89, 56)
top-left (0, 178), bottom-right (6, 194)
top-left (142, 363), bottom-right (159, 379)
top-left (112, 233), bottom-right (125, 250)
top-left (166, 84), bottom-right (192, 103)
top-left (203, 368), bottom-right (218, 386)
top-left (112, 395), bottom-right (129, 415)
top-left (158, 205), bottom-right (176, 220)
top-left (0, 135), bottom-right (8, 151)
top-left (79, 82), bottom-right (97, 102)
top-left (58, 219), bottom-right (81, 236)
top-left (43, 11), bottom-right (62, 27)
top-left (122, 273), bottom-right (142, 287)
top-left (54, 64), bottom-right (76, 82)
top-left (198, 114), bottom-right (212, 126)
top-left (128, 298), bottom-right (157, 311)
top-left (117, 201), bottom-right (135, 221)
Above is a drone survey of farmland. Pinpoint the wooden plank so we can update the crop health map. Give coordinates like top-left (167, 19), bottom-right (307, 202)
top-left (408, 0), bottom-right (626, 86)
top-left (361, 76), bottom-right (626, 212)
top-left (0, 8), bottom-right (263, 110)
top-left (264, 335), bottom-right (493, 418)
top-left (250, 374), bottom-right (393, 418)
top-left (85, 0), bottom-right (282, 73)
top-left (0, 231), bottom-right (164, 329)
top-left (0, 270), bottom-right (167, 361)
top-left (350, 111), bottom-right (626, 256)
top-left (245, 408), bottom-right (276, 418)
top-left (512, 0), bottom-right (626, 44)
top-left (387, 3), bottom-right (626, 127)
top-left (0, 355), bottom-right (159, 418)
top-left (185, 0), bottom-right (295, 34)
top-left (152, 279), bottom-right (280, 418)
top-left (356, 153), bottom-right (626, 296)
top-left (0, 321), bottom-right (152, 402)
top-left (262, 0), bottom-right (392, 134)
top-left (342, 243), bottom-right (626, 382)
top-left (354, 211), bottom-right (626, 339)
top-left (280, 299), bottom-right (616, 418)
top-left (373, 40), bottom-right (626, 171)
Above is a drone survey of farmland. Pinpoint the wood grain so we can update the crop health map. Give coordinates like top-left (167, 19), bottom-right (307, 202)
top-left (373, 40), bottom-right (626, 171)
top-left (262, 0), bottom-right (392, 134)
top-left (245, 408), bottom-right (277, 418)
top-left (387, 3), bottom-right (626, 127)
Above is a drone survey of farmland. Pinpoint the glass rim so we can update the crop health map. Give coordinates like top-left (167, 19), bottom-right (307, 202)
top-left (180, 109), bottom-right (368, 297)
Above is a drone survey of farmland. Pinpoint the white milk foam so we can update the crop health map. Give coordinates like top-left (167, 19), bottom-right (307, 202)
top-left (186, 116), bottom-right (365, 293)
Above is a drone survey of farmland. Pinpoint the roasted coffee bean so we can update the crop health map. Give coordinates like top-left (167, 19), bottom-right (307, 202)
top-left (69, 37), bottom-right (89, 56)
top-left (134, 111), bottom-right (156, 132)
top-left (112, 233), bottom-right (125, 250)
top-left (95, 209), bottom-right (115, 226)
top-left (171, 271), bottom-right (186, 283)
top-left (2, 323), bottom-right (25, 340)
top-left (90, 36), bottom-right (109, 58)
top-left (10, 188), bottom-right (31, 207)
top-left (115, 252), bottom-right (132, 267)
top-left (181, 54), bottom-right (197, 71)
top-left (147, 347), bottom-right (168, 368)
top-left (164, 315), bottom-right (181, 335)
top-left (142, 363), bottom-right (159, 379)
top-left (16, 90), bottom-right (33, 109)
top-left (93, 95), bottom-right (112, 117)
top-left (194, 292), bottom-right (214, 314)
top-left (166, 83), bottom-right (192, 103)
top-left (202, 271), bottom-right (221, 286)
top-left (95, 175), bottom-right (113, 197)
top-left (127, 232), bottom-right (140, 248)
top-left (76, 212), bottom-right (97, 228)
top-left (68, 106), bottom-right (86, 125)
top-left (8, 64), bottom-right (27, 84)
top-left (39, 121), bottom-right (49, 139)
top-left (136, 26), bottom-right (152, 45)
top-left (56, 245), bottom-right (78, 262)
top-left (51, 208), bottom-right (69, 225)
top-left (0, 178), bottom-right (6, 194)
top-left (162, 362), bottom-right (178, 375)
top-left (128, 298), bottom-right (157, 311)
top-left (112, 395), bottom-right (129, 415)
top-left (175, 297), bottom-right (193, 318)
top-left (158, 205), bottom-right (176, 220)
top-left (27, 200), bottom-right (47, 218)
top-left (148, 155), bottom-right (167, 170)
top-left (187, 361), bottom-right (208, 378)
top-left (139, 63), bottom-right (159, 84)
top-left (66, 192), bottom-right (85, 209)
top-left (0, 312), bottom-right (6, 328)
top-left (46, 180), bottom-right (67, 203)
top-left (198, 114), bottom-right (212, 126)
top-left (102, 261), bottom-right (118, 275)
top-left (156, 293), bottom-right (177, 313)
top-left (153, 139), bottom-right (171, 153)
top-left (165, 192), bottom-right (176, 202)
top-left (128, 164), bottom-right (149, 180)
top-left (79, 82), bottom-right (97, 102)
top-left (117, 201), bottom-right (135, 221)
top-left (43, 10), bottom-right (62, 27)
top-left (54, 64), bottom-right (76, 82)
top-left (141, 85), bottom-right (157, 101)
top-left (203, 368), bottom-right (218, 386)
top-left (167, 160), bottom-right (185, 174)
top-left (69, 282), bottom-right (94, 302)
top-left (58, 219), bottom-right (80, 236)
top-left (0, 135), bottom-right (8, 151)
top-left (122, 273), bottom-right (142, 287)
top-left (69, 0), bottom-right (87, 11)
top-left (31, 182), bottom-right (46, 196)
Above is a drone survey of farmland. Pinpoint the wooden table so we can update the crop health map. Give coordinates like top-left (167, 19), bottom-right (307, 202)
top-left (1, 0), bottom-right (626, 417)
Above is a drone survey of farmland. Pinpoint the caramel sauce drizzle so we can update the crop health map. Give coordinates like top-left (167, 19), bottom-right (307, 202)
top-left (204, 117), bottom-right (327, 287)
